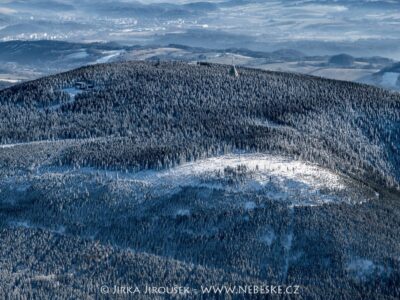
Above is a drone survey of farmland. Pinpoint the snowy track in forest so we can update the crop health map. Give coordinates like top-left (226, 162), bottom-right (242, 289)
top-left (0, 140), bottom-right (50, 149)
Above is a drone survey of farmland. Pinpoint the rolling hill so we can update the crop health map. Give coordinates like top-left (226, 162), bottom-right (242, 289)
top-left (0, 61), bottom-right (399, 299)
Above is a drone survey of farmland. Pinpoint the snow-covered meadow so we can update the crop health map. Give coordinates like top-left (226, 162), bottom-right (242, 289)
top-left (18, 152), bottom-right (373, 207)
top-left (105, 153), bottom-right (372, 206)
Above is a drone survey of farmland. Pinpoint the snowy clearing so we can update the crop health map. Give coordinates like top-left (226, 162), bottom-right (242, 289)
top-left (62, 87), bottom-right (82, 98)
top-left (65, 50), bottom-right (89, 60)
top-left (50, 153), bottom-right (372, 206)
top-left (346, 258), bottom-right (389, 281)
top-left (127, 153), bottom-right (345, 189)
top-left (95, 50), bottom-right (125, 64)
top-left (37, 87), bottom-right (82, 111)
top-left (260, 229), bottom-right (275, 246)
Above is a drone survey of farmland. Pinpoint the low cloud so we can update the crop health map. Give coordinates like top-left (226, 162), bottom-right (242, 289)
top-left (0, 7), bottom-right (16, 14)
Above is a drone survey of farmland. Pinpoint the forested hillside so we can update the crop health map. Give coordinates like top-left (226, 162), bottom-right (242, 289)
top-left (1, 61), bottom-right (399, 188)
top-left (1, 62), bottom-right (400, 299)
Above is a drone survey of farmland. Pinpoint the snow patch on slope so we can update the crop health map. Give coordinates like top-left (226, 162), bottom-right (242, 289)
top-left (260, 229), bottom-right (275, 246)
top-left (129, 153), bottom-right (344, 188)
top-left (92, 153), bottom-right (371, 206)
top-left (346, 258), bottom-right (389, 281)
top-left (18, 153), bottom-right (373, 207)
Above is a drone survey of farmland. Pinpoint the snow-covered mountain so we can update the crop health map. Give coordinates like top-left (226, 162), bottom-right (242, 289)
top-left (0, 61), bottom-right (399, 298)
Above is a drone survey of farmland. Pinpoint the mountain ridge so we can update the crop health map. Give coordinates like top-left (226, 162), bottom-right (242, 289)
top-left (1, 61), bottom-right (399, 189)
top-left (1, 60), bottom-right (400, 299)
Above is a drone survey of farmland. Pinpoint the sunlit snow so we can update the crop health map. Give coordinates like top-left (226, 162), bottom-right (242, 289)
top-left (105, 153), bottom-right (371, 206)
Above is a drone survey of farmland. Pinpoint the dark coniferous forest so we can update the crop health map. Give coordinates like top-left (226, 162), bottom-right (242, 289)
top-left (0, 61), bottom-right (399, 299)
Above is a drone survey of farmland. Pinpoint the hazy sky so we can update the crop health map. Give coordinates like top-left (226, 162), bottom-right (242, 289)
top-left (0, 0), bottom-right (399, 58)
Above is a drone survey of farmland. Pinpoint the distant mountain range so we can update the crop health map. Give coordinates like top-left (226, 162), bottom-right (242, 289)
top-left (1, 0), bottom-right (400, 59)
